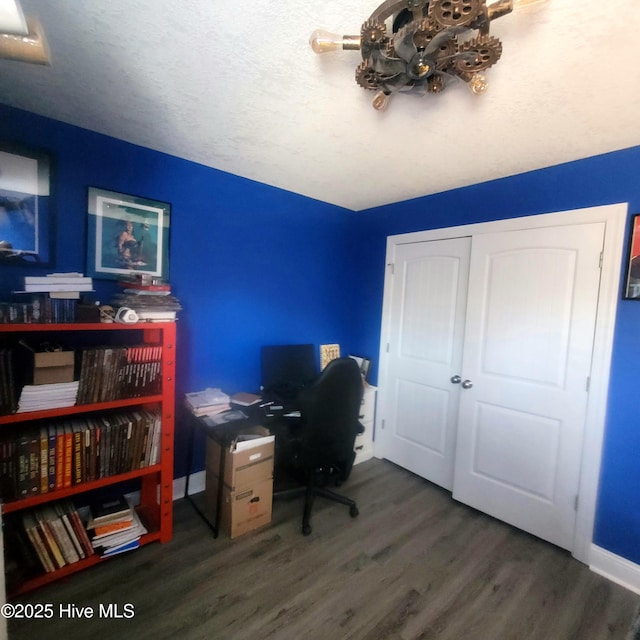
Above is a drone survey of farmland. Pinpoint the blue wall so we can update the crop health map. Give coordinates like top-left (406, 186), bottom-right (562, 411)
top-left (0, 104), bottom-right (361, 477)
top-left (2, 103), bottom-right (640, 567)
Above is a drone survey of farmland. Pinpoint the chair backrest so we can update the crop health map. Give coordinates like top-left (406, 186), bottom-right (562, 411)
top-left (297, 357), bottom-right (364, 470)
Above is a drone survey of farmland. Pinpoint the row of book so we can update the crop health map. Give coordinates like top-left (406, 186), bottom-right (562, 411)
top-left (6, 495), bottom-right (147, 587)
top-left (0, 408), bottom-right (162, 502)
top-left (0, 297), bottom-right (80, 324)
top-left (77, 344), bottom-right (163, 404)
top-left (19, 500), bottom-right (95, 573)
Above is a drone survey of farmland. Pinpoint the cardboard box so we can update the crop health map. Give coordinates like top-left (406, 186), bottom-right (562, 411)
top-left (32, 350), bottom-right (75, 385)
top-left (224, 478), bottom-right (273, 538)
top-left (205, 425), bottom-right (274, 491)
top-left (205, 471), bottom-right (273, 538)
top-left (204, 425), bottom-right (275, 538)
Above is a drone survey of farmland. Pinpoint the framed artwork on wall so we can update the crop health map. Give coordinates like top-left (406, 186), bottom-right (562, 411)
top-left (624, 214), bottom-right (640, 299)
top-left (0, 143), bottom-right (53, 266)
top-left (87, 187), bottom-right (171, 281)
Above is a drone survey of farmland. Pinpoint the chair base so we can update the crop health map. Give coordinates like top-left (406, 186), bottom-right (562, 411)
top-left (274, 484), bottom-right (359, 536)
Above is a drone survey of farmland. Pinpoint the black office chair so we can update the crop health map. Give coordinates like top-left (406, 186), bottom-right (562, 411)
top-left (274, 357), bottom-right (364, 536)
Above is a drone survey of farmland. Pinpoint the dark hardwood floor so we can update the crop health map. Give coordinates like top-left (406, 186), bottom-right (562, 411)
top-left (8, 458), bottom-right (640, 640)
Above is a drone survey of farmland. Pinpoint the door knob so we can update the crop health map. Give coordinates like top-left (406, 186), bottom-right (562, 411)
top-left (461, 379), bottom-right (473, 389)
top-left (450, 375), bottom-right (461, 384)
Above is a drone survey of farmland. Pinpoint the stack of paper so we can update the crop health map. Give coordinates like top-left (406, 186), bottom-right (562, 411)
top-left (184, 387), bottom-right (231, 417)
top-left (17, 381), bottom-right (79, 412)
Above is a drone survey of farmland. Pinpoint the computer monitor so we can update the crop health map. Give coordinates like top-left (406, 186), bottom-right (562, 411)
top-left (260, 344), bottom-right (318, 403)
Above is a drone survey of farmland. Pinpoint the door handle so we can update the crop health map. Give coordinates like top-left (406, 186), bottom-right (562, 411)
top-left (450, 375), bottom-right (461, 384)
top-left (461, 379), bottom-right (473, 389)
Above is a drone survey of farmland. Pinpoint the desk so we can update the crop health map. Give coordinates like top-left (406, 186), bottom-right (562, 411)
top-left (183, 404), bottom-right (295, 537)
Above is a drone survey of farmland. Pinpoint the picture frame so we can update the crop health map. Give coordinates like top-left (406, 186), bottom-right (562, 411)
top-left (0, 142), bottom-right (53, 266)
top-left (87, 187), bottom-right (170, 281)
top-left (624, 214), bottom-right (640, 299)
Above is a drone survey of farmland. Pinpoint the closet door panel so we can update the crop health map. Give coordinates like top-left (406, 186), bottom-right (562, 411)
top-left (453, 222), bottom-right (605, 550)
top-left (380, 237), bottom-right (471, 490)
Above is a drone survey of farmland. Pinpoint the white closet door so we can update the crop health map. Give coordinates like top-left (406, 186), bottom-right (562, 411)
top-left (380, 237), bottom-right (470, 490)
top-left (452, 222), bottom-right (605, 550)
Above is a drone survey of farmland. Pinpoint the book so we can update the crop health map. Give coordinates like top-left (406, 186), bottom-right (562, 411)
top-left (22, 512), bottom-right (55, 573)
top-left (92, 519), bottom-right (134, 539)
top-left (101, 538), bottom-right (140, 557)
top-left (230, 391), bottom-right (262, 406)
top-left (24, 276), bottom-right (92, 285)
top-left (90, 496), bottom-right (131, 526)
top-left (23, 282), bottom-right (93, 292)
top-left (39, 504), bottom-right (80, 565)
top-left (184, 387), bottom-right (230, 414)
top-left (60, 500), bottom-right (94, 559)
top-left (117, 280), bottom-right (170, 292)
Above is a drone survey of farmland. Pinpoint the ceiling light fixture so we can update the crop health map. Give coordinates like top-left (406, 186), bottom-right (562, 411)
top-left (310, 0), bottom-right (547, 110)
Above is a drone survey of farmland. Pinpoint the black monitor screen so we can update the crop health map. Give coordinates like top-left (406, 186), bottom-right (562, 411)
top-left (260, 344), bottom-right (318, 402)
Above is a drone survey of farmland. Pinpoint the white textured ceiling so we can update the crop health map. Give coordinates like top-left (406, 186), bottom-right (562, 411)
top-left (0, 1), bottom-right (639, 211)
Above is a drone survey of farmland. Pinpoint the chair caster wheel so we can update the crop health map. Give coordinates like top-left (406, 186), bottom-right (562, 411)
top-left (302, 523), bottom-right (312, 536)
top-left (350, 506), bottom-right (359, 518)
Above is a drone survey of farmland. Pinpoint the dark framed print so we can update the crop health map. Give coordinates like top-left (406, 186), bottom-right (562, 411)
top-left (87, 187), bottom-right (170, 280)
top-left (624, 214), bottom-right (640, 299)
top-left (0, 143), bottom-right (53, 265)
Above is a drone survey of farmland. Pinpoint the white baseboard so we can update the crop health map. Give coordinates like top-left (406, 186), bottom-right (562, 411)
top-left (590, 544), bottom-right (640, 595)
top-left (173, 471), bottom-right (205, 499)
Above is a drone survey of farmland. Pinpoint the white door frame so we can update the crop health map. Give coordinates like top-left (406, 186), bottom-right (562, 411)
top-left (375, 203), bottom-right (628, 564)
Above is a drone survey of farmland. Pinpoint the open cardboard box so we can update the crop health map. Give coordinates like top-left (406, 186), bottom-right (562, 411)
top-left (205, 425), bottom-right (274, 538)
top-left (205, 425), bottom-right (274, 491)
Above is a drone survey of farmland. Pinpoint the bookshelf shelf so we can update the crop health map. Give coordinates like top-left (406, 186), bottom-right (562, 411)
top-left (2, 465), bottom-right (162, 514)
top-left (0, 395), bottom-right (164, 425)
top-left (0, 321), bottom-right (176, 597)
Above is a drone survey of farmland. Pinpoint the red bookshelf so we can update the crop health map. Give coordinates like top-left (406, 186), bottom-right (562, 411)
top-left (0, 322), bottom-right (176, 597)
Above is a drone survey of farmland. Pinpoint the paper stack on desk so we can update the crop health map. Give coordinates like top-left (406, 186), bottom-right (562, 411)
top-left (184, 387), bottom-right (231, 417)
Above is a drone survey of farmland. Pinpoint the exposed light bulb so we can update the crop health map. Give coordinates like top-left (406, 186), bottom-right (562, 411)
top-left (468, 74), bottom-right (488, 95)
top-left (372, 91), bottom-right (390, 111)
top-left (309, 29), bottom-right (361, 54)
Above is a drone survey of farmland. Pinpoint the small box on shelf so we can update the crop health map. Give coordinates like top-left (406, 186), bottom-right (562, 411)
top-left (32, 351), bottom-right (75, 385)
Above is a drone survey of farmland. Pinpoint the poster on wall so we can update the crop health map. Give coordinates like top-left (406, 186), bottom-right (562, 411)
top-left (0, 143), bottom-right (52, 265)
top-left (87, 187), bottom-right (170, 280)
top-left (624, 214), bottom-right (640, 299)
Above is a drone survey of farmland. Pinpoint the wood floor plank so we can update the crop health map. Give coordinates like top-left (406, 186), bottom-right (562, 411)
top-left (8, 458), bottom-right (640, 640)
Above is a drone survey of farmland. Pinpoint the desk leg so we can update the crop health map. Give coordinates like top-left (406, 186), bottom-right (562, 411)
top-left (183, 412), bottom-right (219, 538)
top-left (214, 439), bottom-right (225, 538)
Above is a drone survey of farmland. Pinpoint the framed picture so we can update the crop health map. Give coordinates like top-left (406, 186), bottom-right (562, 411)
top-left (0, 143), bottom-right (53, 265)
top-left (624, 214), bottom-right (640, 299)
top-left (87, 187), bottom-right (170, 280)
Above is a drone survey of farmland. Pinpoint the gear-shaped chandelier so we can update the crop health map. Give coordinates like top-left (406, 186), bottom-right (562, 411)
top-left (310, 0), bottom-right (547, 110)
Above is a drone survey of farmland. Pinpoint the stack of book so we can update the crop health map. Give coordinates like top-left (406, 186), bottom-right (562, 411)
top-left (16, 381), bottom-right (79, 413)
top-left (21, 273), bottom-right (93, 299)
top-left (111, 277), bottom-right (182, 322)
top-left (184, 387), bottom-right (231, 417)
top-left (86, 496), bottom-right (147, 557)
top-left (10, 273), bottom-right (94, 323)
